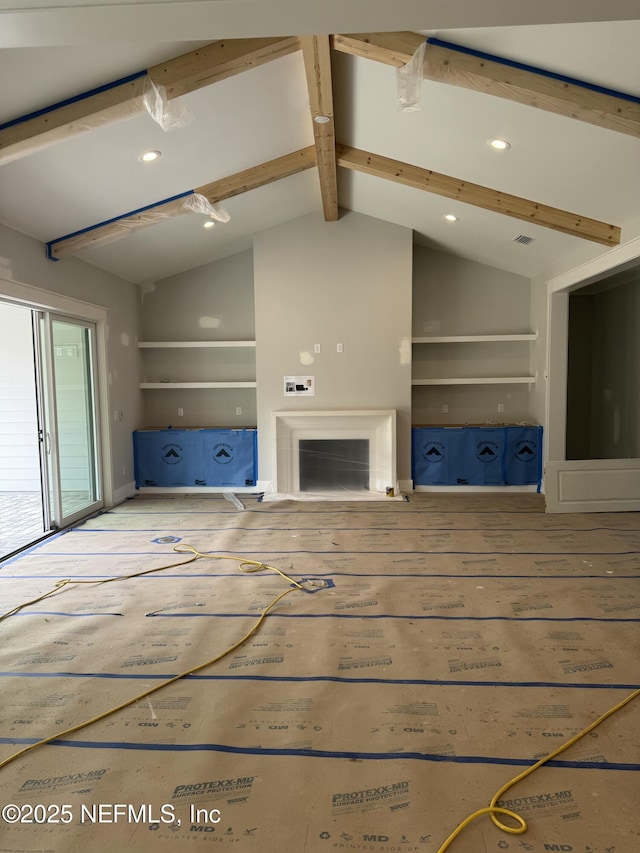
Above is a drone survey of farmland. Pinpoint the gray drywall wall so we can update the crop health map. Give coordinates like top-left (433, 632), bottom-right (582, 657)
top-left (412, 246), bottom-right (535, 426)
top-left (141, 250), bottom-right (256, 427)
top-left (253, 210), bottom-right (413, 486)
top-left (0, 223), bottom-right (142, 498)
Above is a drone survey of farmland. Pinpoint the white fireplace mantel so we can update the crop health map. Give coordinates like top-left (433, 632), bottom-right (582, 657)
top-left (270, 409), bottom-right (397, 495)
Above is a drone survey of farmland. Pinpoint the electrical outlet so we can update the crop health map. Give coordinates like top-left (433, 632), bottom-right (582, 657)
top-left (177, 407), bottom-right (184, 417)
top-left (236, 407), bottom-right (242, 416)
top-left (336, 343), bottom-right (343, 353)
top-left (313, 343), bottom-right (321, 354)
top-left (442, 404), bottom-right (448, 413)
top-left (498, 403), bottom-right (504, 413)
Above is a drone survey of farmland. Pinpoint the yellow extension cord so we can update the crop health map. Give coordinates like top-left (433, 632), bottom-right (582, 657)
top-left (1, 543), bottom-right (638, 851)
top-left (436, 685), bottom-right (640, 852)
top-left (0, 545), bottom-right (303, 774)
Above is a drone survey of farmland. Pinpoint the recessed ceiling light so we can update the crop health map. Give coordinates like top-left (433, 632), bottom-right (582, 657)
top-left (203, 220), bottom-right (215, 229)
top-left (444, 214), bottom-right (459, 222)
top-left (314, 115), bottom-right (331, 124)
top-left (139, 150), bottom-right (161, 162)
top-left (488, 138), bottom-right (511, 150)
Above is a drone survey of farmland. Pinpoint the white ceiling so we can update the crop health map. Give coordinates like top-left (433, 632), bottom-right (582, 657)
top-left (0, 2), bottom-right (639, 284)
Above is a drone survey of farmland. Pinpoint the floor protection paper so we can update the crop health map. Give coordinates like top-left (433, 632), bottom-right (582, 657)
top-left (0, 492), bottom-right (639, 853)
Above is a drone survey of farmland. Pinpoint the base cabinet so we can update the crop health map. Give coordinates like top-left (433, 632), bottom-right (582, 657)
top-left (133, 429), bottom-right (257, 488)
top-left (412, 425), bottom-right (543, 487)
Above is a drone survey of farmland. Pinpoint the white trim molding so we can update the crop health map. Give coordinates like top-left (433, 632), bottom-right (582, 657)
top-left (271, 409), bottom-right (397, 496)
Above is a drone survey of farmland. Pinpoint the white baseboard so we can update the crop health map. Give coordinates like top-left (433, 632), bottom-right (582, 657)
top-left (112, 481), bottom-right (137, 505)
top-left (413, 484), bottom-right (540, 493)
top-left (137, 486), bottom-right (262, 495)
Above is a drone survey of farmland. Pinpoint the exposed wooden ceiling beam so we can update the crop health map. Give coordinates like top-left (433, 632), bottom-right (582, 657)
top-left (47, 146), bottom-right (317, 260)
top-left (336, 144), bottom-right (621, 245)
top-left (333, 32), bottom-right (640, 138)
top-left (300, 34), bottom-right (339, 221)
top-left (196, 146), bottom-right (316, 203)
top-left (332, 32), bottom-right (423, 67)
top-left (0, 36), bottom-right (300, 166)
top-left (148, 36), bottom-right (300, 100)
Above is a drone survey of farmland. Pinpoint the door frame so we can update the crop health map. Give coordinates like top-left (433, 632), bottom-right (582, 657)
top-left (545, 235), bottom-right (640, 512)
top-left (42, 311), bottom-right (104, 527)
top-left (0, 275), bottom-right (113, 509)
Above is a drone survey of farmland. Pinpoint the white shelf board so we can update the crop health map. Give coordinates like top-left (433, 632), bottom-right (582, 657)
top-left (138, 340), bottom-right (256, 348)
top-left (412, 334), bottom-right (537, 343)
top-left (140, 381), bottom-right (257, 389)
top-left (412, 377), bottom-right (536, 385)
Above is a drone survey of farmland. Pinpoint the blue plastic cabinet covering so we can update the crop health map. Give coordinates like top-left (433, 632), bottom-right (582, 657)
top-left (412, 426), bottom-right (461, 485)
top-left (133, 430), bottom-right (202, 488)
top-left (200, 429), bottom-right (257, 487)
top-left (504, 425), bottom-right (543, 486)
top-left (412, 425), bottom-right (543, 488)
top-left (133, 428), bottom-right (258, 488)
top-left (457, 427), bottom-right (506, 485)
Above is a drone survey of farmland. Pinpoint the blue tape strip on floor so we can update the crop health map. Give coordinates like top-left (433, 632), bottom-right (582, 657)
top-left (4, 573), bottom-right (638, 580)
top-left (12, 612), bottom-right (123, 617)
top-left (144, 612), bottom-right (640, 622)
top-left (108, 508), bottom-right (548, 515)
top-left (25, 549), bottom-right (640, 557)
top-left (3, 672), bottom-right (637, 690)
top-left (72, 524), bottom-right (640, 532)
top-left (1, 737), bottom-right (638, 770)
top-left (0, 526), bottom-right (74, 568)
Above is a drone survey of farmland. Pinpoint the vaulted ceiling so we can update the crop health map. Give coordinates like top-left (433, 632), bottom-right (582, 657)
top-left (0, 1), bottom-right (639, 284)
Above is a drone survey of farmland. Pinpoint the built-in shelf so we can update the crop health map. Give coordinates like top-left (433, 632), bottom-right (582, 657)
top-left (411, 331), bottom-right (537, 392)
top-left (138, 340), bottom-right (256, 348)
top-left (412, 334), bottom-right (537, 344)
top-left (140, 381), bottom-right (257, 389)
top-left (412, 377), bottom-right (536, 386)
top-left (139, 340), bottom-right (257, 391)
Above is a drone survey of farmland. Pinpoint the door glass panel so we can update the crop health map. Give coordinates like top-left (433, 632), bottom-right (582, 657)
top-left (50, 319), bottom-right (100, 522)
top-left (0, 302), bottom-right (48, 557)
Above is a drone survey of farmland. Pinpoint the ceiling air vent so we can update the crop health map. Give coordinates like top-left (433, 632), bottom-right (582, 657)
top-left (512, 234), bottom-right (535, 245)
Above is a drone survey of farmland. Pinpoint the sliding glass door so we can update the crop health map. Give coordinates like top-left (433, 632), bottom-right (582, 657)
top-left (0, 302), bottom-right (47, 556)
top-left (39, 313), bottom-right (102, 528)
top-left (0, 295), bottom-right (105, 560)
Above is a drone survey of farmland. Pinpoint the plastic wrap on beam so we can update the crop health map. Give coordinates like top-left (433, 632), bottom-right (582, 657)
top-left (396, 40), bottom-right (425, 112)
top-left (142, 77), bottom-right (194, 131)
top-left (0, 71), bottom-right (193, 166)
top-left (46, 190), bottom-right (231, 261)
top-left (183, 193), bottom-right (231, 223)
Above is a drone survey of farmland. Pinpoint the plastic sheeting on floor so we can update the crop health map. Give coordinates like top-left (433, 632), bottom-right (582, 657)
top-left (0, 492), bottom-right (638, 852)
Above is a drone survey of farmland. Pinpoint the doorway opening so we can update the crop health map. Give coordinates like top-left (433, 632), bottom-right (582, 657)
top-left (0, 301), bottom-right (103, 560)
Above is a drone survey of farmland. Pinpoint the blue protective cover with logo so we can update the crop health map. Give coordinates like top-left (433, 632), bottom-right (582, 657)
top-left (457, 427), bottom-right (506, 485)
top-left (504, 425), bottom-right (543, 486)
top-left (200, 429), bottom-right (257, 486)
top-left (412, 425), bottom-right (543, 488)
top-left (411, 427), bottom-right (460, 485)
top-left (133, 430), bottom-right (202, 487)
top-left (133, 428), bottom-right (258, 488)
